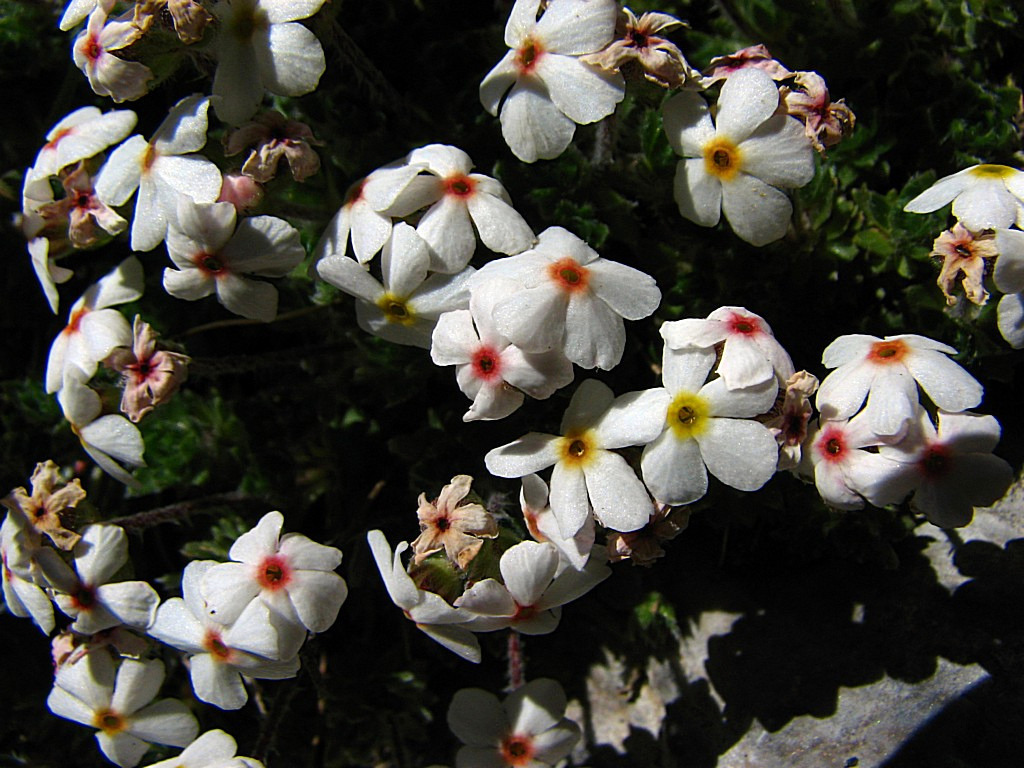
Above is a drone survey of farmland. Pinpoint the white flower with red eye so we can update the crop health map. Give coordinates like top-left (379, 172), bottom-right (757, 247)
top-left (201, 511), bottom-right (348, 636)
top-left (73, 8), bottom-right (153, 103)
top-left (803, 414), bottom-right (915, 511)
top-left (878, 410), bottom-right (1013, 528)
top-left (316, 222), bottom-right (474, 349)
top-left (96, 94), bottom-right (222, 253)
top-left (660, 305), bottom-right (794, 390)
top-left (904, 164), bottom-right (1024, 231)
top-left (36, 524), bottom-right (158, 635)
top-left (28, 105), bottom-right (136, 181)
top-left (640, 345), bottom-right (780, 506)
top-left (60, 0), bottom-right (116, 31)
top-left (815, 333), bottom-right (984, 439)
top-left (1, 511), bottom-right (56, 634)
top-left (163, 200), bottom-right (305, 322)
top-left (366, 529), bottom-right (482, 663)
top-left (470, 226), bottom-right (661, 370)
top-left (149, 561), bottom-right (303, 710)
top-left (520, 473), bottom-right (594, 571)
top-left (46, 652), bottom-right (198, 768)
top-left (432, 276), bottom-right (574, 421)
top-left (480, 0), bottom-right (625, 163)
top-left (455, 540), bottom-right (609, 636)
top-left (385, 144), bottom-right (535, 272)
top-left (45, 256), bottom-right (143, 394)
top-left (314, 162), bottom-right (427, 265)
top-left (485, 379), bottom-right (665, 536)
top-left (447, 678), bottom-right (581, 768)
top-left (662, 67), bottom-right (816, 246)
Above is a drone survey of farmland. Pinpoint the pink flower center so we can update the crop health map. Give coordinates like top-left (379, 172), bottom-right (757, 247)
top-left (196, 252), bottom-right (226, 276)
top-left (257, 555), bottom-right (291, 590)
top-left (547, 257), bottom-right (589, 293)
top-left (728, 315), bottom-right (761, 335)
top-left (918, 444), bottom-right (952, 479)
top-left (444, 174), bottom-right (476, 198)
top-left (472, 346), bottom-right (502, 381)
top-left (512, 602), bottom-right (538, 622)
top-left (83, 35), bottom-right (103, 62)
top-left (818, 427), bottom-right (846, 463)
top-left (515, 38), bottom-right (544, 73)
top-left (500, 733), bottom-right (536, 766)
top-left (868, 339), bottom-right (907, 364)
top-left (203, 629), bottom-right (234, 661)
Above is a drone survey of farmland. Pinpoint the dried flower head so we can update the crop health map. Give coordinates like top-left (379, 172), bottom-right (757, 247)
top-left (225, 111), bottom-right (322, 183)
top-left (931, 223), bottom-right (999, 306)
top-left (701, 44), bottom-right (791, 86)
top-left (2, 460), bottom-right (85, 550)
top-left (780, 71), bottom-right (855, 153)
top-left (580, 7), bottom-right (699, 89)
top-left (763, 370), bottom-right (819, 471)
top-left (606, 503), bottom-right (689, 566)
top-left (106, 316), bottom-right (190, 423)
top-left (411, 475), bottom-right (498, 569)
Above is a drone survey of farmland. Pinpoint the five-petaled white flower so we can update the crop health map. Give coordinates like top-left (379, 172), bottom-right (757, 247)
top-left (201, 511), bottom-right (348, 635)
top-left (815, 333), bottom-right (983, 439)
top-left (46, 652), bottom-right (198, 768)
top-left (470, 226), bottom-right (661, 370)
top-left (903, 164), bottom-right (1024, 231)
top-left (447, 678), bottom-right (581, 768)
top-left (317, 222), bottom-right (474, 348)
top-left (640, 345), bottom-right (779, 505)
top-left (28, 106), bottom-right (136, 181)
top-left (163, 200), bottom-right (305, 322)
top-left (73, 8), bottom-right (153, 103)
top-left (140, 729), bottom-right (266, 768)
top-left (96, 94), bottom-right (222, 252)
top-left (386, 144), bottom-right (535, 272)
top-left (480, 0), bottom-right (625, 162)
top-left (211, 0), bottom-right (328, 125)
top-left (662, 67), bottom-right (815, 245)
top-left (485, 378), bottom-right (665, 536)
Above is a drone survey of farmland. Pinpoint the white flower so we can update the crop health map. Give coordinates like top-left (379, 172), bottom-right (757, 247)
top-left (96, 94), bottom-right (222, 252)
top-left (815, 333), bottom-right (984, 439)
top-left (662, 67), bottom-right (815, 245)
top-left (480, 0), bottom-right (625, 162)
top-left (37, 523), bottom-right (158, 635)
top-left (386, 144), bottom-right (535, 272)
top-left (317, 222), bottom-right (474, 348)
top-left (149, 561), bottom-right (303, 710)
top-left (447, 678), bottom-right (581, 768)
top-left (313, 163), bottom-right (428, 265)
top-left (28, 106), bottom-right (137, 181)
top-left (57, 368), bottom-right (147, 486)
top-left (46, 652), bottom-right (199, 768)
top-left (163, 200), bottom-right (305, 322)
top-left (878, 410), bottom-right (1013, 528)
top-left (520, 473), bottom-right (594, 571)
top-left (73, 8), bottom-right (153, 103)
top-left (60, 0), bottom-right (115, 30)
top-left (803, 414), bottom-right (915, 511)
top-left (367, 530), bottom-right (482, 663)
top-left (211, 0), bottom-right (327, 125)
top-left (141, 729), bottom-right (265, 768)
top-left (456, 540), bottom-right (609, 635)
top-left (991, 229), bottom-right (1024, 348)
top-left (432, 276), bottom-right (574, 421)
top-left (200, 511), bottom-right (347, 635)
top-left (29, 237), bottom-right (74, 314)
top-left (640, 345), bottom-right (779, 505)
top-left (903, 164), bottom-right (1024, 231)
top-left (660, 306), bottom-right (794, 389)
top-left (45, 256), bottom-right (143, 394)
top-left (1, 512), bottom-right (55, 634)
top-left (470, 226), bottom-right (661, 370)
top-left (485, 379), bottom-right (665, 536)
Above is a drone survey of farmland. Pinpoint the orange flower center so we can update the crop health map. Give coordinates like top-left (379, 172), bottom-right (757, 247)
top-left (547, 257), bottom-right (589, 293)
top-left (868, 339), bottom-right (907, 364)
top-left (500, 733), bottom-right (536, 766)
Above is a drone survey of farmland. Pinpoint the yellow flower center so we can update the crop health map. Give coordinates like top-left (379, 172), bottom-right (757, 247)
top-left (377, 294), bottom-right (415, 325)
top-left (703, 137), bottom-right (742, 181)
top-left (93, 708), bottom-right (126, 735)
top-left (559, 430), bottom-right (597, 468)
top-left (968, 164), bottom-right (1015, 180)
top-left (667, 392), bottom-right (710, 439)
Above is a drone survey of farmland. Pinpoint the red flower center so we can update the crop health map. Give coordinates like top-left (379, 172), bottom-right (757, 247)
top-left (918, 444), bottom-right (952, 479)
top-left (197, 252), bottom-right (226, 276)
top-left (515, 39), bottom-right (544, 73)
top-left (500, 733), bottom-right (536, 766)
top-left (203, 629), bottom-right (234, 661)
top-left (818, 427), bottom-right (846, 463)
top-left (257, 555), bottom-right (291, 590)
top-left (445, 174), bottom-right (476, 198)
top-left (729, 315), bottom-right (761, 335)
top-left (71, 584), bottom-right (96, 610)
top-left (472, 346), bottom-right (502, 381)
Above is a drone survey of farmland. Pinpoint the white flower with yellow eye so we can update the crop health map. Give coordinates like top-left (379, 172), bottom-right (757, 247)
top-left (640, 345), bottom-right (779, 506)
top-left (662, 68), bottom-right (815, 245)
top-left (904, 164), bottom-right (1024, 231)
top-left (485, 379), bottom-right (665, 536)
